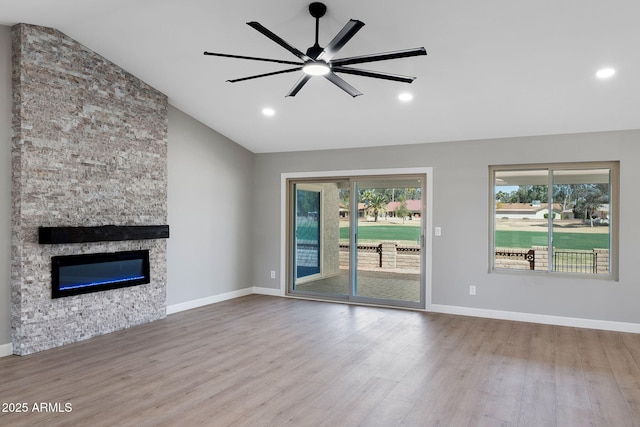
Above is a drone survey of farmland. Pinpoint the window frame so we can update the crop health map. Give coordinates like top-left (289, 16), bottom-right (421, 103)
top-left (489, 161), bottom-right (619, 280)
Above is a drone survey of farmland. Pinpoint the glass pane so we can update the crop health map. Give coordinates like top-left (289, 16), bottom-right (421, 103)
top-left (494, 170), bottom-right (549, 271)
top-left (292, 181), bottom-right (349, 296)
top-left (295, 188), bottom-right (321, 279)
top-left (551, 169), bottom-right (611, 274)
top-left (354, 178), bottom-right (422, 304)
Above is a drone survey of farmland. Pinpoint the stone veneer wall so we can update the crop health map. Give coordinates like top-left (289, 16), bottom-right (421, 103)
top-left (11, 24), bottom-right (168, 355)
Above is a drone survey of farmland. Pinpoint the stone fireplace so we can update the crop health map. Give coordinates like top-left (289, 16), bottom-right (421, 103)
top-left (11, 24), bottom-right (168, 355)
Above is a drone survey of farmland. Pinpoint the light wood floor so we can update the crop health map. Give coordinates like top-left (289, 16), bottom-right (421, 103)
top-left (1, 295), bottom-right (639, 426)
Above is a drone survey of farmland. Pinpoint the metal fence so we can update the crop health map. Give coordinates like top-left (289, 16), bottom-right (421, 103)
top-left (495, 249), bottom-right (535, 270)
top-left (553, 251), bottom-right (596, 274)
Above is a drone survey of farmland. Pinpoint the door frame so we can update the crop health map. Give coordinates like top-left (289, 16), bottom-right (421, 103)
top-left (280, 167), bottom-right (433, 311)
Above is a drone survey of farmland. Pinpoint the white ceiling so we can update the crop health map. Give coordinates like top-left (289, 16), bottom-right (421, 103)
top-left (2, 0), bottom-right (639, 153)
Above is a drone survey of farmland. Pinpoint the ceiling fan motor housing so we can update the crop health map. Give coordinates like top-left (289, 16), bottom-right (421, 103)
top-left (306, 45), bottom-right (324, 59)
top-left (309, 2), bottom-right (327, 19)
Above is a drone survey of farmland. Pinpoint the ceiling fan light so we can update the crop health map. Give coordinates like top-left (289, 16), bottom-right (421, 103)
top-left (303, 62), bottom-right (330, 76)
top-left (596, 67), bottom-right (615, 79)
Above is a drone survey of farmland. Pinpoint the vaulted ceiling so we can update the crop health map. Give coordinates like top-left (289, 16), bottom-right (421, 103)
top-left (3, 0), bottom-right (639, 153)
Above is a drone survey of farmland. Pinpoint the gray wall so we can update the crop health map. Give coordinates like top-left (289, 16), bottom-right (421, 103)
top-left (0, 26), bottom-right (11, 346)
top-left (253, 132), bottom-right (640, 324)
top-left (166, 105), bottom-right (254, 306)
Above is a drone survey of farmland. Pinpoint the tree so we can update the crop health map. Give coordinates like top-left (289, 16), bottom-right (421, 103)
top-left (394, 197), bottom-right (411, 223)
top-left (383, 188), bottom-right (396, 202)
top-left (339, 189), bottom-right (350, 216)
top-left (360, 189), bottom-right (375, 204)
top-left (573, 184), bottom-right (609, 226)
top-left (553, 184), bottom-right (575, 212)
top-left (509, 185), bottom-right (548, 203)
top-left (495, 190), bottom-right (510, 202)
top-left (365, 193), bottom-right (388, 222)
top-left (405, 187), bottom-right (420, 200)
top-left (494, 185), bottom-right (549, 203)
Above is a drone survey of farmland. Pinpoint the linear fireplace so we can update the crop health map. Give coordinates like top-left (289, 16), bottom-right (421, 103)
top-left (51, 250), bottom-right (150, 298)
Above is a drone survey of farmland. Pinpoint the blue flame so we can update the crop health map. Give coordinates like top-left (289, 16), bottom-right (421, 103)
top-left (59, 275), bottom-right (146, 291)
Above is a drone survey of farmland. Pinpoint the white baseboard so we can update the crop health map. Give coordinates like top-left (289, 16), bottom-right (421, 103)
top-left (169, 291), bottom-right (640, 334)
top-left (166, 286), bottom-right (285, 315)
top-left (430, 304), bottom-right (640, 334)
top-left (0, 342), bottom-right (13, 358)
top-left (252, 286), bottom-right (284, 297)
top-left (166, 287), bottom-right (254, 315)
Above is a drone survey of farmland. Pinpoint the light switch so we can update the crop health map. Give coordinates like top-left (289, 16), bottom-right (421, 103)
top-left (434, 227), bottom-right (442, 236)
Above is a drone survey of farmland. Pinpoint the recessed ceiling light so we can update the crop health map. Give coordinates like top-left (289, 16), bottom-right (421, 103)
top-left (262, 107), bottom-right (275, 117)
top-left (398, 92), bottom-right (413, 102)
top-left (596, 68), bottom-right (616, 79)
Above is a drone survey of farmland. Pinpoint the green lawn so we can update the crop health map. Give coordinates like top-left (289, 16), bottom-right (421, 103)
top-left (340, 225), bottom-right (420, 243)
top-left (496, 230), bottom-right (609, 250)
top-left (327, 225), bottom-right (608, 250)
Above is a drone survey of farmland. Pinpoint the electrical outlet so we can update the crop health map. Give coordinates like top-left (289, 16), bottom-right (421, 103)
top-left (469, 285), bottom-right (476, 295)
top-left (270, 270), bottom-right (276, 279)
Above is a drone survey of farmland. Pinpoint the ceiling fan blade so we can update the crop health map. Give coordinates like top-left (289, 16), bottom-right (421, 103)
top-left (227, 67), bottom-right (302, 83)
top-left (331, 47), bottom-right (427, 67)
top-left (204, 51), bottom-right (302, 66)
top-left (332, 66), bottom-right (416, 83)
top-left (286, 74), bottom-right (312, 97)
top-left (317, 19), bottom-right (365, 61)
top-left (324, 72), bottom-right (362, 97)
top-left (247, 21), bottom-right (311, 62)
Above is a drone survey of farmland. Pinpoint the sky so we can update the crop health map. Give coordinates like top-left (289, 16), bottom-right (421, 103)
top-left (496, 185), bottom-right (518, 194)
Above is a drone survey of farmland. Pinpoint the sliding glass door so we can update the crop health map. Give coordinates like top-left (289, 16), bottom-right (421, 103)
top-left (288, 174), bottom-right (425, 309)
top-left (353, 177), bottom-right (423, 305)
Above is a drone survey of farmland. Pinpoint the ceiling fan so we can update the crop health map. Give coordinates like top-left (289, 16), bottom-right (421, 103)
top-left (203, 2), bottom-right (427, 97)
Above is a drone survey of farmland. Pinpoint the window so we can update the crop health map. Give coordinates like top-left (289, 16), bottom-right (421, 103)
top-left (490, 162), bottom-right (618, 278)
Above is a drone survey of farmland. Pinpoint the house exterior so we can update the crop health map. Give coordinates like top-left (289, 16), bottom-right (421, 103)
top-left (387, 200), bottom-right (422, 218)
top-left (345, 200), bottom-right (422, 219)
top-left (495, 202), bottom-right (562, 219)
